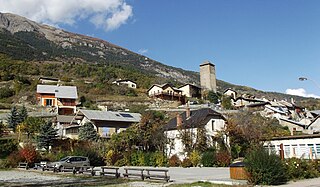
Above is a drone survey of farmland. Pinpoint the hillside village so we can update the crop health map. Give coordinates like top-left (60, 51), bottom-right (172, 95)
top-left (2, 60), bottom-right (320, 160)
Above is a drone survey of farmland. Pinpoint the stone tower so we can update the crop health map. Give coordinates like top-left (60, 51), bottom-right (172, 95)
top-left (200, 61), bottom-right (217, 93)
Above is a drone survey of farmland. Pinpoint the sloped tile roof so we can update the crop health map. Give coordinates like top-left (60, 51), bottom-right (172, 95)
top-left (164, 108), bottom-right (225, 131)
top-left (79, 109), bottom-right (141, 123)
top-left (37, 85), bottom-right (78, 99)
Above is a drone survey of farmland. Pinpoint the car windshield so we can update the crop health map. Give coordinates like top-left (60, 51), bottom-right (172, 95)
top-left (59, 157), bottom-right (70, 161)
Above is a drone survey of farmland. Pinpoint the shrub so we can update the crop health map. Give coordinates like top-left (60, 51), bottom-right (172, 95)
top-left (0, 87), bottom-right (14, 99)
top-left (105, 150), bottom-right (121, 166)
top-left (6, 151), bottom-right (24, 168)
top-left (72, 144), bottom-right (104, 166)
top-left (0, 139), bottom-right (18, 158)
top-left (19, 143), bottom-right (39, 164)
top-left (41, 151), bottom-right (68, 162)
top-left (130, 151), bottom-right (145, 166)
top-left (181, 158), bottom-right (192, 168)
top-left (245, 146), bottom-right (288, 185)
top-left (146, 152), bottom-right (167, 167)
top-left (285, 158), bottom-right (319, 180)
top-left (115, 158), bottom-right (129, 167)
top-left (169, 154), bottom-right (181, 167)
top-left (215, 150), bottom-right (231, 167)
top-left (201, 149), bottom-right (216, 167)
top-left (0, 159), bottom-right (10, 169)
top-left (190, 150), bottom-right (201, 167)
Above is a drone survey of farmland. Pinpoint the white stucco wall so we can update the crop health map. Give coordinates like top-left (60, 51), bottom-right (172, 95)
top-left (165, 118), bottom-right (226, 160)
top-left (308, 118), bottom-right (320, 133)
top-left (116, 81), bottom-right (137, 89)
top-left (224, 90), bottom-right (236, 99)
top-left (179, 85), bottom-right (192, 97)
top-left (264, 137), bottom-right (320, 159)
top-left (148, 86), bottom-right (163, 96)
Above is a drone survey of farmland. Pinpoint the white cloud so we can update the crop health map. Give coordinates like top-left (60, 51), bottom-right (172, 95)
top-left (285, 88), bottom-right (320, 98)
top-left (0, 0), bottom-right (133, 31)
top-left (138, 48), bottom-right (148, 54)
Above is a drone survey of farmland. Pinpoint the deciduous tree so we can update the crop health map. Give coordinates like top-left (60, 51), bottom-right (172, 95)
top-left (225, 111), bottom-right (290, 158)
top-left (21, 117), bottom-right (43, 139)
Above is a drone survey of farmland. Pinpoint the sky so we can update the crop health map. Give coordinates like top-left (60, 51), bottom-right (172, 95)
top-left (1, 0), bottom-right (320, 98)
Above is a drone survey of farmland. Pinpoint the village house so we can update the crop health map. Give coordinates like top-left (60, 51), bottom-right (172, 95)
top-left (148, 83), bottom-right (185, 103)
top-left (178, 84), bottom-right (201, 98)
top-left (38, 77), bottom-right (59, 84)
top-left (232, 96), bottom-right (266, 108)
top-left (306, 116), bottom-right (320, 134)
top-left (264, 134), bottom-right (320, 159)
top-left (164, 108), bottom-right (227, 160)
top-left (36, 85), bottom-right (78, 115)
top-left (64, 109), bottom-right (141, 139)
top-left (112, 79), bottom-right (137, 89)
top-left (54, 115), bottom-right (79, 139)
top-left (223, 88), bottom-right (237, 99)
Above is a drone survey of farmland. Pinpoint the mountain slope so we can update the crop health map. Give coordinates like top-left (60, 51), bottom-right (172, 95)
top-left (0, 12), bottom-right (198, 85)
top-left (0, 12), bottom-right (319, 109)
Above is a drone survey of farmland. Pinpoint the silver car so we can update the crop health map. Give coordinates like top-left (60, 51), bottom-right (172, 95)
top-left (49, 156), bottom-right (90, 171)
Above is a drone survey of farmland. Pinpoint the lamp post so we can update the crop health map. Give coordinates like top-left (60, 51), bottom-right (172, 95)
top-left (298, 77), bottom-right (320, 90)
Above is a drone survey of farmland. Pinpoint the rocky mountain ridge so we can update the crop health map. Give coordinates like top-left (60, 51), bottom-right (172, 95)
top-left (0, 12), bottom-right (197, 84)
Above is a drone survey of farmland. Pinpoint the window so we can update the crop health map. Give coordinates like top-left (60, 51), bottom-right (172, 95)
top-left (292, 144), bottom-right (297, 157)
top-left (120, 113), bottom-right (133, 118)
top-left (316, 144), bottom-right (320, 159)
top-left (45, 99), bottom-right (53, 106)
top-left (298, 144), bottom-right (306, 158)
top-left (284, 145), bottom-right (290, 158)
top-left (211, 120), bottom-right (215, 131)
top-left (132, 84), bottom-right (136, 88)
top-left (66, 128), bottom-right (78, 134)
top-left (270, 145), bottom-right (276, 153)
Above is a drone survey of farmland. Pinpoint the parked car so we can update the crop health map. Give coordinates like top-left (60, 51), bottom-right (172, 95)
top-left (48, 156), bottom-right (90, 171)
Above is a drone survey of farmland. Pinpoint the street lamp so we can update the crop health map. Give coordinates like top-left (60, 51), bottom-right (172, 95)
top-left (298, 77), bottom-right (320, 90)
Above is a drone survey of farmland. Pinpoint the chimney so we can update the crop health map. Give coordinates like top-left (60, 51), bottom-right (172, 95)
top-left (186, 101), bottom-right (190, 118)
top-left (176, 113), bottom-right (182, 127)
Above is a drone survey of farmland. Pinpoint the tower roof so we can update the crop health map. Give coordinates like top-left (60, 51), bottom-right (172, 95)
top-left (200, 60), bottom-right (215, 67)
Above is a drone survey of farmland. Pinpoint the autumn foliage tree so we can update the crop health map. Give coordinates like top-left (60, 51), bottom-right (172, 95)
top-left (106, 111), bottom-right (167, 164)
top-left (225, 110), bottom-right (290, 158)
top-left (19, 143), bottom-right (39, 164)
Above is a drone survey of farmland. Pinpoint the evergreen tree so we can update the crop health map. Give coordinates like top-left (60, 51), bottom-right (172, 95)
top-left (221, 96), bottom-right (233, 109)
top-left (207, 91), bottom-right (220, 104)
top-left (37, 121), bottom-right (58, 151)
top-left (18, 105), bottom-right (28, 124)
top-left (0, 121), bottom-right (5, 137)
top-left (78, 122), bottom-right (99, 141)
top-left (7, 106), bottom-right (19, 131)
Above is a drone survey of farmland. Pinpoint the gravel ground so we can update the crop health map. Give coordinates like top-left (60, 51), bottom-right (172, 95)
top-left (0, 169), bottom-right (169, 187)
top-left (0, 169), bottom-right (86, 186)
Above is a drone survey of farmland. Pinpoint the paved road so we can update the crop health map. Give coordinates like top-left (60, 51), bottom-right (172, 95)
top-left (276, 178), bottom-right (320, 187)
